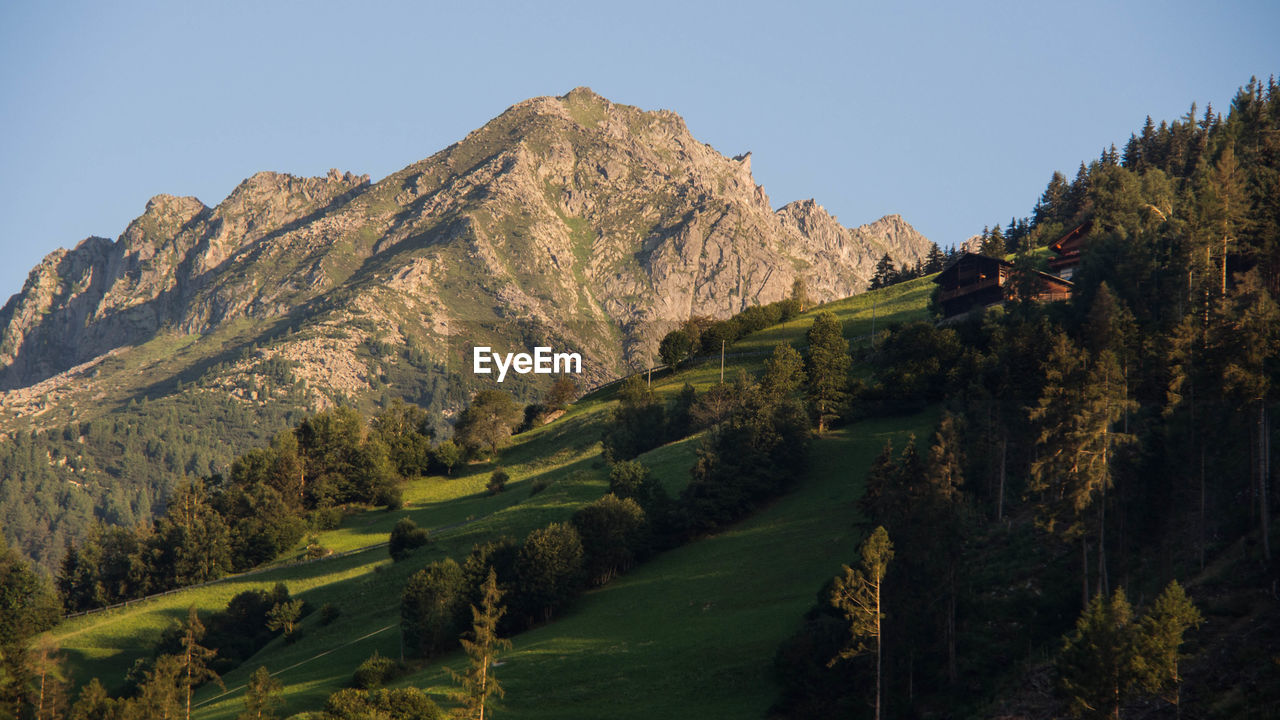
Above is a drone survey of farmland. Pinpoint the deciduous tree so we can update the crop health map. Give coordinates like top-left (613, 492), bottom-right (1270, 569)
top-left (237, 666), bottom-right (283, 720)
top-left (455, 391), bottom-right (523, 458)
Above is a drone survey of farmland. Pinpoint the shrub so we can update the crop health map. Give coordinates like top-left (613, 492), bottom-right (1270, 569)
top-left (529, 477), bottom-right (552, 496)
top-left (319, 603), bottom-right (342, 626)
top-left (352, 651), bottom-right (399, 690)
top-left (325, 687), bottom-right (444, 720)
top-left (305, 535), bottom-right (329, 559)
top-left (379, 485), bottom-right (404, 511)
top-left (486, 468), bottom-right (509, 495)
top-left (309, 507), bottom-right (344, 530)
top-left (389, 517), bottom-right (430, 561)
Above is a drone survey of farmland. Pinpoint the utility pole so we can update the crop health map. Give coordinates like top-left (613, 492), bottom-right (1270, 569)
top-left (871, 293), bottom-right (878, 349)
top-left (720, 339), bottom-right (725, 383)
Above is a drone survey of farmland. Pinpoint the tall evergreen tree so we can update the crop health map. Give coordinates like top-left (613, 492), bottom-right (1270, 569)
top-left (1030, 335), bottom-right (1136, 606)
top-left (178, 606), bottom-right (222, 720)
top-left (136, 655), bottom-right (184, 720)
top-left (870, 254), bottom-right (898, 289)
top-left (1215, 269), bottom-right (1280, 562)
top-left (804, 312), bottom-right (850, 434)
top-left (922, 242), bottom-right (947, 274)
top-left (1057, 588), bottom-right (1141, 720)
top-left (829, 527), bottom-right (893, 720)
top-left (448, 569), bottom-right (512, 720)
top-left (1135, 581), bottom-right (1202, 718)
top-left (26, 636), bottom-right (67, 720)
top-left (980, 224), bottom-right (1007, 257)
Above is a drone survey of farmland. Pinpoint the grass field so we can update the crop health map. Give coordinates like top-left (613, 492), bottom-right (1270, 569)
top-left (49, 277), bottom-right (940, 719)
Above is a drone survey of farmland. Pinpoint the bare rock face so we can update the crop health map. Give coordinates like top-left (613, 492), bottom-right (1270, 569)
top-left (776, 201), bottom-right (931, 299)
top-left (0, 171), bottom-right (368, 389)
top-left (0, 87), bottom-right (931, 405)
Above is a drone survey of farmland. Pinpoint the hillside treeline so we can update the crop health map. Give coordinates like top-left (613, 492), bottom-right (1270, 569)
top-left (776, 77), bottom-right (1280, 718)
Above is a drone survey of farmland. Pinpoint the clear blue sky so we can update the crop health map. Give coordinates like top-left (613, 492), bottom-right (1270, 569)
top-left (1, 0), bottom-right (1275, 302)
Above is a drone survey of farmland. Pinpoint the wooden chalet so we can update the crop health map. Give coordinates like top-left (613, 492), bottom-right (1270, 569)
top-left (934, 252), bottom-right (1073, 319)
top-left (1048, 221), bottom-right (1091, 279)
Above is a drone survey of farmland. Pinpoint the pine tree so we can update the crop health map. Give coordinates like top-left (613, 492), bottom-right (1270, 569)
top-left (177, 607), bottom-right (222, 720)
top-left (237, 666), bottom-right (283, 720)
top-left (1057, 589), bottom-right (1141, 720)
top-left (1135, 581), bottom-right (1202, 718)
top-left (829, 527), bottom-right (893, 720)
top-left (923, 243), bottom-right (946, 274)
top-left (1194, 143), bottom-right (1248, 297)
top-left (922, 414), bottom-right (966, 684)
top-left (1030, 334), bottom-right (1136, 607)
top-left (448, 569), bottom-right (512, 720)
top-left (804, 312), bottom-right (850, 434)
top-left (1058, 583), bottom-right (1202, 720)
top-left (980, 224), bottom-right (1006, 257)
top-left (870, 253), bottom-right (898, 289)
top-left (1215, 270), bottom-right (1280, 562)
top-left (1034, 171), bottom-right (1070, 226)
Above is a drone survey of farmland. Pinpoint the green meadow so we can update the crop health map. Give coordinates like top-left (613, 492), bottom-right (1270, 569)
top-left (49, 277), bottom-right (940, 718)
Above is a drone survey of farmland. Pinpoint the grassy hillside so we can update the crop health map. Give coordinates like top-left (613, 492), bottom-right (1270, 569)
top-left (49, 277), bottom-right (938, 719)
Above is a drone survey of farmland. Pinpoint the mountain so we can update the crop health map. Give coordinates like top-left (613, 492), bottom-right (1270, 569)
top-left (0, 88), bottom-right (930, 566)
top-left (0, 87), bottom-right (929, 425)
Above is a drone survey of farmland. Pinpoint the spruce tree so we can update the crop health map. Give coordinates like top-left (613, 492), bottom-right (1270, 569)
top-left (923, 243), bottom-right (947, 274)
top-left (1057, 589), bottom-right (1141, 720)
top-left (804, 312), bottom-right (850, 434)
top-left (870, 254), bottom-right (898, 289)
top-left (1135, 581), bottom-right (1202, 717)
top-left (68, 678), bottom-right (117, 720)
top-left (1215, 270), bottom-right (1279, 562)
top-left (980, 224), bottom-right (1006, 257)
top-left (137, 655), bottom-right (184, 720)
top-left (448, 569), bottom-right (512, 720)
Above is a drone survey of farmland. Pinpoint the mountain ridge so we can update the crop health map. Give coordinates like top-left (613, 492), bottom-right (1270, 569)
top-left (0, 87), bottom-right (931, 420)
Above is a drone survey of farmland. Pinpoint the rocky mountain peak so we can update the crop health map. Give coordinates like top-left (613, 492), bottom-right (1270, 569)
top-left (0, 88), bottom-right (933, 410)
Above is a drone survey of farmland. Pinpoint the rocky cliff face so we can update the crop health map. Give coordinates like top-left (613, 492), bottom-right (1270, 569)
top-left (0, 87), bottom-right (931, 419)
top-left (0, 171), bottom-right (368, 389)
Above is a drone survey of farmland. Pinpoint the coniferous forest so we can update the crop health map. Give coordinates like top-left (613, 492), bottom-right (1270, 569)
top-left (0, 77), bottom-right (1278, 719)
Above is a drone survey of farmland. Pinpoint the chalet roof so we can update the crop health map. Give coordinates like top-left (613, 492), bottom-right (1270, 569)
top-left (1050, 220), bottom-right (1092, 253)
top-left (934, 251), bottom-right (1010, 281)
top-left (933, 251), bottom-right (1074, 289)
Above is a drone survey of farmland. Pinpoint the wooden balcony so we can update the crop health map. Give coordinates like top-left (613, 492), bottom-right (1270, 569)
top-left (937, 275), bottom-right (1001, 303)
